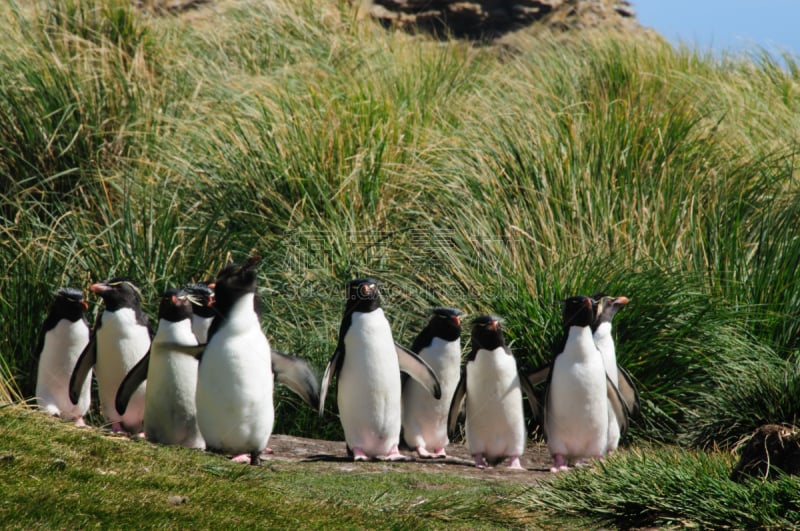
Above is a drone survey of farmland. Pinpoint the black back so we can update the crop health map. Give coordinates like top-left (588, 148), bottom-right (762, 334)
top-left (467, 314), bottom-right (506, 361)
top-left (157, 288), bottom-right (193, 323)
top-left (411, 307), bottom-right (462, 353)
top-left (206, 256), bottom-right (261, 341)
top-left (42, 288), bottom-right (88, 332)
top-left (93, 277), bottom-right (149, 329)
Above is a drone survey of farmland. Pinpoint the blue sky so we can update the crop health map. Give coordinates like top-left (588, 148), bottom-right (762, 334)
top-left (632, 0), bottom-right (800, 58)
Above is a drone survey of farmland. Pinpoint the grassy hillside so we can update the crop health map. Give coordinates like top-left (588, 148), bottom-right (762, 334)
top-left (1, 0), bottom-right (800, 526)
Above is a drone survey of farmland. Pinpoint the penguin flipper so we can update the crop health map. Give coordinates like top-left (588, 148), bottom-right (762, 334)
top-left (68, 337), bottom-right (96, 405)
top-left (115, 352), bottom-right (150, 416)
top-left (617, 365), bottom-right (641, 419)
top-left (319, 345), bottom-right (343, 417)
top-left (395, 343), bottom-right (441, 400)
top-left (447, 367), bottom-right (467, 439)
top-left (518, 368), bottom-right (542, 423)
top-left (271, 350), bottom-right (320, 410)
top-left (607, 375), bottom-right (629, 437)
top-left (526, 364), bottom-right (550, 388)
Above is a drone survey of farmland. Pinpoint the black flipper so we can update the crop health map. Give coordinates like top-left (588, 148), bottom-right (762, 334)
top-left (319, 344), bottom-right (343, 417)
top-left (272, 350), bottom-right (320, 410)
top-left (617, 366), bottom-right (641, 419)
top-left (395, 343), bottom-right (441, 400)
top-left (607, 375), bottom-right (630, 438)
top-left (115, 352), bottom-right (150, 415)
top-left (447, 367), bottom-right (467, 439)
top-left (68, 336), bottom-right (96, 405)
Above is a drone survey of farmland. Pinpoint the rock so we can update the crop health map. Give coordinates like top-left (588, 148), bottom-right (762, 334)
top-left (730, 424), bottom-right (800, 482)
top-left (363, 0), bottom-right (638, 39)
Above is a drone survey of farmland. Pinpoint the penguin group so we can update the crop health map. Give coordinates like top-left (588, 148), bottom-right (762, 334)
top-left (34, 266), bottom-right (639, 472)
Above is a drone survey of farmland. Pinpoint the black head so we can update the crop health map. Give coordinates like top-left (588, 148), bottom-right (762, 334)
top-left (213, 256), bottom-right (261, 312)
top-left (471, 314), bottom-right (506, 351)
top-left (411, 307), bottom-right (462, 352)
top-left (184, 281), bottom-right (216, 318)
top-left (344, 278), bottom-right (381, 314)
top-left (157, 288), bottom-right (193, 323)
top-left (591, 293), bottom-right (630, 331)
top-left (91, 277), bottom-right (144, 312)
top-left (562, 295), bottom-right (594, 329)
top-left (428, 307), bottom-right (462, 341)
top-left (44, 287), bottom-right (88, 326)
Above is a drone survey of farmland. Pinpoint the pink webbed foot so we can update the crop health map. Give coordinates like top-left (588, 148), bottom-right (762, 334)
top-left (263, 447), bottom-right (274, 455)
top-left (507, 456), bottom-right (524, 470)
top-left (110, 422), bottom-right (125, 433)
top-left (352, 447), bottom-right (370, 461)
top-left (73, 417), bottom-right (87, 428)
top-left (230, 453), bottom-right (251, 464)
top-left (550, 453), bottom-right (569, 472)
top-left (473, 453), bottom-right (489, 469)
top-left (383, 445), bottom-right (410, 462)
top-left (416, 446), bottom-right (434, 458)
top-left (432, 447), bottom-right (447, 458)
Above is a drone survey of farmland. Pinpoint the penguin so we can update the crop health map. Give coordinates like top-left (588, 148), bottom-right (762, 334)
top-left (543, 295), bottom-right (626, 472)
top-left (69, 278), bottom-right (151, 434)
top-left (35, 288), bottom-right (91, 426)
top-left (184, 282), bottom-right (215, 344)
top-left (401, 307), bottom-right (463, 458)
top-left (591, 294), bottom-right (639, 418)
top-left (591, 293), bottom-right (638, 454)
top-left (115, 288), bottom-right (205, 449)
top-left (195, 256), bottom-right (319, 465)
top-left (319, 278), bottom-right (441, 461)
top-left (447, 315), bottom-right (534, 470)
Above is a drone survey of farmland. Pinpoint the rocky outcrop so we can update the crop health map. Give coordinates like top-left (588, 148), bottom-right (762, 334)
top-left (363, 0), bottom-right (638, 39)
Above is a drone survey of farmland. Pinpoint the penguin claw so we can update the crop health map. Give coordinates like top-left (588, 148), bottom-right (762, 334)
top-left (230, 454), bottom-right (251, 464)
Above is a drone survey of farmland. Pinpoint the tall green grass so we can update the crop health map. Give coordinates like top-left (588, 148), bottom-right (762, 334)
top-left (1, 0), bottom-right (799, 450)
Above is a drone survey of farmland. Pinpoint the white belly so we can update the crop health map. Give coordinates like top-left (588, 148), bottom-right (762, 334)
top-left (338, 309), bottom-right (401, 457)
top-left (402, 338), bottom-right (461, 451)
top-left (546, 329), bottom-right (608, 459)
top-left (464, 347), bottom-right (526, 460)
top-left (36, 319), bottom-right (91, 419)
top-left (94, 309), bottom-right (150, 431)
top-left (145, 320), bottom-right (204, 449)
top-left (196, 305), bottom-right (273, 454)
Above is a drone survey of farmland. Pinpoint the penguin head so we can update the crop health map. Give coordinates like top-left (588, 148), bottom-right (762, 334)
top-left (561, 295), bottom-right (594, 329)
top-left (212, 256), bottom-right (261, 310)
top-left (427, 307), bottom-right (462, 342)
top-left (91, 278), bottom-right (143, 312)
top-left (49, 287), bottom-right (88, 321)
top-left (471, 314), bottom-right (505, 351)
top-left (345, 278), bottom-right (381, 313)
top-left (158, 288), bottom-right (193, 323)
top-left (184, 281), bottom-right (216, 318)
top-left (590, 293), bottom-right (629, 331)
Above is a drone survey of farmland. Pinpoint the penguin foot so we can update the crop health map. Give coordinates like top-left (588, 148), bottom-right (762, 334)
top-left (73, 417), bottom-right (87, 428)
top-left (352, 447), bottom-right (370, 461)
top-left (110, 422), bottom-right (125, 433)
top-left (550, 454), bottom-right (569, 472)
top-left (262, 447), bottom-right (274, 455)
top-left (415, 446), bottom-right (435, 459)
top-left (230, 453), bottom-right (251, 464)
top-left (473, 454), bottom-right (489, 469)
top-left (432, 447), bottom-right (447, 458)
top-left (506, 456), bottom-right (524, 470)
top-left (383, 445), bottom-right (410, 461)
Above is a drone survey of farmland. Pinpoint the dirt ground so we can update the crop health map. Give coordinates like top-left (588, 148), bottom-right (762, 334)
top-left (263, 434), bottom-right (555, 481)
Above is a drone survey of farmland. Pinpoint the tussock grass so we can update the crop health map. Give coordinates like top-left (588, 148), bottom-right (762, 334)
top-left (526, 446), bottom-right (800, 528)
top-left (2, 0), bottom-right (800, 525)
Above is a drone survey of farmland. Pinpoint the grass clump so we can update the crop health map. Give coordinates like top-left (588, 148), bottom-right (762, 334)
top-left (526, 446), bottom-right (800, 528)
